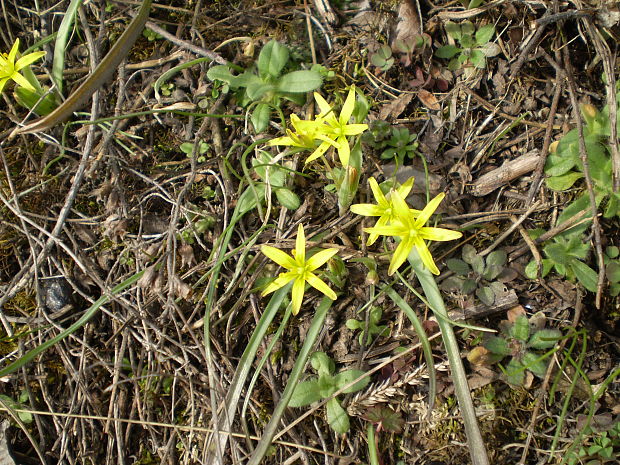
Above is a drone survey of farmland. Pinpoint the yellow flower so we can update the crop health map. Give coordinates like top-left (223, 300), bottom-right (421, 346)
top-left (309, 86), bottom-right (368, 166)
top-left (268, 113), bottom-right (338, 161)
top-left (261, 224), bottom-right (338, 314)
top-left (364, 190), bottom-right (462, 275)
top-left (350, 177), bottom-right (420, 246)
top-left (0, 39), bottom-right (45, 93)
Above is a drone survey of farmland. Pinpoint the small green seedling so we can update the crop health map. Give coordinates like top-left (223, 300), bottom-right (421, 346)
top-left (288, 351), bottom-right (369, 434)
top-left (604, 246), bottom-right (620, 297)
top-left (178, 207), bottom-right (216, 244)
top-left (346, 306), bottom-right (388, 345)
top-left (525, 231), bottom-right (598, 293)
top-left (567, 421), bottom-right (620, 465)
top-left (380, 127), bottom-right (420, 163)
top-left (545, 102), bottom-right (620, 219)
top-left (0, 391), bottom-right (33, 424)
top-left (435, 21), bottom-right (500, 73)
top-left (207, 40), bottom-right (323, 132)
top-left (180, 141), bottom-right (210, 163)
top-left (252, 151), bottom-right (300, 210)
top-left (142, 28), bottom-right (162, 41)
top-left (471, 308), bottom-right (561, 386)
top-left (362, 122), bottom-right (420, 166)
top-left (442, 245), bottom-right (509, 306)
top-left (370, 45), bottom-right (394, 72)
top-left (393, 34), bottom-right (432, 67)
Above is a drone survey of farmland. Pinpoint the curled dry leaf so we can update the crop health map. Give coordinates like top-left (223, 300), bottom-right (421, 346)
top-left (179, 243), bottom-right (195, 268)
top-left (417, 89), bottom-right (440, 110)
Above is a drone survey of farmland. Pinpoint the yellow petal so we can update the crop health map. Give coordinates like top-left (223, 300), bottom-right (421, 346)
top-left (420, 227), bottom-right (462, 242)
top-left (390, 190), bottom-right (414, 223)
top-left (388, 237), bottom-right (414, 276)
top-left (11, 71), bottom-right (35, 91)
top-left (0, 77), bottom-right (9, 93)
top-left (415, 193), bottom-right (445, 227)
top-left (349, 203), bottom-right (383, 217)
top-left (306, 248), bottom-right (338, 271)
top-left (368, 178), bottom-right (388, 206)
top-left (337, 136), bottom-right (350, 166)
top-left (262, 271), bottom-right (296, 296)
top-left (339, 87), bottom-right (356, 124)
top-left (305, 141), bottom-right (331, 164)
top-left (7, 39), bottom-right (19, 64)
top-left (14, 51), bottom-right (45, 71)
top-left (295, 224), bottom-right (306, 264)
top-left (413, 236), bottom-right (439, 275)
top-left (261, 245), bottom-right (296, 269)
top-left (305, 272), bottom-right (337, 300)
top-left (397, 177), bottom-right (415, 198)
top-left (268, 135), bottom-right (296, 146)
top-left (291, 277), bottom-right (306, 314)
top-left (313, 92), bottom-right (333, 116)
top-left (342, 123), bottom-right (368, 136)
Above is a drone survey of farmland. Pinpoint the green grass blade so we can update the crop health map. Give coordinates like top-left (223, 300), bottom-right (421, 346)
top-left (52, 0), bottom-right (83, 94)
top-left (407, 248), bottom-right (489, 465)
top-left (384, 285), bottom-right (436, 413)
top-left (247, 296), bottom-right (333, 465)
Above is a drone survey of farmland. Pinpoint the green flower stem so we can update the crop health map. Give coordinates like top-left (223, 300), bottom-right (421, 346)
top-left (367, 423), bottom-right (380, 465)
top-left (407, 248), bottom-right (489, 465)
top-left (247, 296), bottom-right (333, 465)
top-left (384, 285), bottom-right (436, 412)
top-left (207, 284), bottom-right (291, 462)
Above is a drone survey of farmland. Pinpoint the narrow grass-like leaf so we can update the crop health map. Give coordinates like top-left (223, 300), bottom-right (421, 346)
top-left (52, 0), bottom-right (83, 94)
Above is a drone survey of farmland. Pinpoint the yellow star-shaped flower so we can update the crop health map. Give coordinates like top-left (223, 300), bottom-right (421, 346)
top-left (0, 39), bottom-right (45, 94)
top-left (350, 177), bottom-right (420, 246)
top-left (261, 224), bottom-right (338, 314)
top-left (310, 86), bottom-right (368, 166)
top-left (268, 113), bottom-right (338, 161)
top-left (364, 190), bottom-right (462, 275)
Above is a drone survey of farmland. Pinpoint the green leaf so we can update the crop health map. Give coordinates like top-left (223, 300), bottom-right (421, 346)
top-left (528, 329), bottom-right (561, 349)
top-left (606, 262), bottom-right (620, 283)
top-left (546, 172), bottom-right (584, 191)
top-left (230, 71), bottom-right (263, 89)
top-left (555, 193), bottom-right (592, 237)
top-left (475, 24), bottom-right (495, 45)
top-left (436, 45), bottom-right (461, 59)
top-left (326, 398), bottom-right (350, 434)
top-left (444, 22), bottom-right (462, 40)
top-left (288, 380), bottom-right (322, 407)
top-left (470, 254), bottom-right (485, 275)
top-left (462, 278), bottom-right (477, 294)
top-left (544, 242), bottom-right (571, 266)
top-left (332, 369), bottom-right (369, 393)
top-left (470, 49), bottom-right (486, 69)
top-left (461, 21), bottom-right (475, 37)
top-left (275, 188), bottom-right (300, 210)
top-left (480, 42), bottom-right (501, 57)
top-left (206, 65), bottom-right (235, 83)
top-left (522, 351), bottom-right (548, 378)
top-left (311, 352), bottom-right (335, 376)
top-left (276, 70), bottom-right (323, 93)
top-left (14, 87), bottom-right (57, 116)
top-left (606, 246), bottom-right (620, 259)
top-left (346, 319), bottom-right (362, 330)
top-left (362, 406), bottom-right (404, 433)
top-left (476, 286), bottom-right (495, 306)
top-left (250, 103), bottom-right (272, 133)
top-left (486, 250), bottom-right (507, 267)
top-left (446, 258), bottom-right (470, 275)
top-left (570, 260), bottom-right (598, 292)
top-left (257, 40), bottom-right (289, 78)
top-left (246, 82), bottom-right (275, 101)
top-left (545, 153), bottom-right (577, 177)
top-left (462, 244), bottom-right (478, 264)
top-left (511, 315), bottom-right (530, 342)
top-left (504, 358), bottom-right (525, 386)
top-left (525, 258), bottom-right (553, 279)
top-left (484, 336), bottom-right (511, 356)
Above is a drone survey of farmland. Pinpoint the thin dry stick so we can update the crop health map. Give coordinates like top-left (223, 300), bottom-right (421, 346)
top-left (526, 51), bottom-right (564, 204)
top-left (561, 45), bottom-right (606, 308)
top-left (479, 201), bottom-right (541, 257)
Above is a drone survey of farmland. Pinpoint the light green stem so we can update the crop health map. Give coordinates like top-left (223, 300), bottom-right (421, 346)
top-left (407, 248), bottom-right (489, 465)
top-left (247, 296), bottom-right (333, 465)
